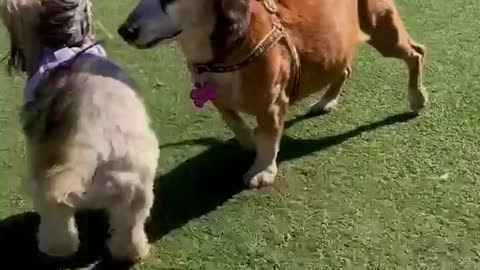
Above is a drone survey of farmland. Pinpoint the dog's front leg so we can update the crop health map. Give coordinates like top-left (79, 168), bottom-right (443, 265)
top-left (215, 104), bottom-right (255, 151)
top-left (244, 93), bottom-right (287, 189)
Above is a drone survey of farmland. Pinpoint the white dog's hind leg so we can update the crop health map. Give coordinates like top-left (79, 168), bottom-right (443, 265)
top-left (106, 171), bottom-right (153, 262)
top-left (36, 198), bottom-right (79, 257)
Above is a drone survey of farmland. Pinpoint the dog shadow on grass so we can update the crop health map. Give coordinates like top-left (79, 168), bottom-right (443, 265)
top-left (146, 111), bottom-right (417, 240)
top-left (0, 112), bottom-right (415, 270)
top-left (0, 210), bottom-right (113, 270)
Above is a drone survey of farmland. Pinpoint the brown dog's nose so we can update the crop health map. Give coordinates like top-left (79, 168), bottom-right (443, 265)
top-left (118, 23), bottom-right (140, 42)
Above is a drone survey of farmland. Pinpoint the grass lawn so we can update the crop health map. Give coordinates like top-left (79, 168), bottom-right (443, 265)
top-left (1, 0), bottom-right (480, 269)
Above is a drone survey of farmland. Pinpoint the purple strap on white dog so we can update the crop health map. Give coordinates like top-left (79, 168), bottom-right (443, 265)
top-left (24, 44), bottom-right (107, 104)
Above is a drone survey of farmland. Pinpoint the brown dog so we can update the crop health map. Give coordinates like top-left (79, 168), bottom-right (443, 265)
top-left (118, 0), bottom-right (427, 188)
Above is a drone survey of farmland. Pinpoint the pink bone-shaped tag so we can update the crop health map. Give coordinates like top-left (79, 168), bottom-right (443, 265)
top-left (190, 81), bottom-right (216, 109)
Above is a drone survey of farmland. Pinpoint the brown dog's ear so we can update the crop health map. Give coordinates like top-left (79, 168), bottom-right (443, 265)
top-left (218, 0), bottom-right (250, 31)
top-left (212, 0), bottom-right (250, 59)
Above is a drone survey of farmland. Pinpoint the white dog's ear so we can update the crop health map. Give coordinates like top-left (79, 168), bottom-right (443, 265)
top-left (0, 1), bottom-right (26, 73)
top-left (39, 0), bottom-right (91, 47)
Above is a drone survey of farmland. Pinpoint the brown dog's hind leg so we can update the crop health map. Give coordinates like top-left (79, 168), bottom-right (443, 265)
top-left (359, 0), bottom-right (428, 114)
top-left (309, 67), bottom-right (351, 115)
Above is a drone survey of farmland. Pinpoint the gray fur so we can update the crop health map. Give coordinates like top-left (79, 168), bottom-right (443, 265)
top-left (39, 0), bottom-right (93, 48)
top-left (1, 0), bottom-right (159, 261)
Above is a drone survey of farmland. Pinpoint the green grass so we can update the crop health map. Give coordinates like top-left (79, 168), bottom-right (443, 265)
top-left (1, 0), bottom-right (480, 269)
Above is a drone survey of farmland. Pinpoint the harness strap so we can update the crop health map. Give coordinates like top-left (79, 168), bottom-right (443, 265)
top-left (281, 24), bottom-right (301, 102)
top-left (262, 0), bottom-right (278, 13)
top-left (193, 25), bottom-right (284, 74)
top-left (24, 42), bottom-right (105, 105)
top-left (193, 0), bottom-right (302, 101)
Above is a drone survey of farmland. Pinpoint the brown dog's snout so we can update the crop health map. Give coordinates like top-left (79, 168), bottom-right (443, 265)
top-left (118, 23), bottom-right (140, 43)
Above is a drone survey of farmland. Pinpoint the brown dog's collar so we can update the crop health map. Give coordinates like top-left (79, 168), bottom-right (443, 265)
top-left (193, 0), bottom-right (302, 101)
top-left (193, 24), bottom-right (284, 75)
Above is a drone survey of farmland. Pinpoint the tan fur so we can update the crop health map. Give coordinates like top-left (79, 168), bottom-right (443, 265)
top-left (2, 0), bottom-right (159, 261)
top-left (119, 0), bottom-right (427, 188)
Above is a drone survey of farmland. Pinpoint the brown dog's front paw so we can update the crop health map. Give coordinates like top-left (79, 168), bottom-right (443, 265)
top-left (244, 165), bottom-right (278, 189)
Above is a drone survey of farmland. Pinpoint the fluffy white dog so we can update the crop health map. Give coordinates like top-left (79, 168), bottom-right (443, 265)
top-left (0, 0), bottom-right (159, 262)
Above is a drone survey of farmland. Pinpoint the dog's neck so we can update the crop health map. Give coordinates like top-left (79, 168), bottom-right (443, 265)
top-left (24, 42), bottom-right (106, 105)
top-left (178, 0), bottom-right (255, 63)
top-left (178, 27), bottom-right (216, 66)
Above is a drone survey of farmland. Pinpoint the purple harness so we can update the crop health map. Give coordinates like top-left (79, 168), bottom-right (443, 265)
top-left (24, 44), bottom-right (107, 104)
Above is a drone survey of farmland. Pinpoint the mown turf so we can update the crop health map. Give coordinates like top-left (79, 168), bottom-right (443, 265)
top-left (1, 0), bottom-right (479, 269)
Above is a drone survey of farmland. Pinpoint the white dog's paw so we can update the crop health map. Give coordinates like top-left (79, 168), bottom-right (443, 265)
top-left (108, 231), bottom-right (150, 262)
top-left (109, 242), bottom-right (150, 262)
top-left (38, 227), bottom-right (79, 257)
top-left (244, 165), bottom-right (278, 189)
top-left (309, 98), bottom-right (338, 114)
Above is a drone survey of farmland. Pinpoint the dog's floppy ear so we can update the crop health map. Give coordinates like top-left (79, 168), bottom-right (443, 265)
top-left (0, 1), bottom-right (27, 73)
top-left (39, 0), bottom-right (91, 48)
top-left (212, 0), bottom-right (250, 59)
top-left (217, 0), bottom-right (250, 32)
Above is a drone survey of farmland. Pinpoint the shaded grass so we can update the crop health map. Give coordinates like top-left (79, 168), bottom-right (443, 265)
top-left (1, 0), bottom-right (480, 269)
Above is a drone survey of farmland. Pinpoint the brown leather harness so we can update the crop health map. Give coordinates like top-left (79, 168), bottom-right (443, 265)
top-left (192, 0), bottom-right (302, 101)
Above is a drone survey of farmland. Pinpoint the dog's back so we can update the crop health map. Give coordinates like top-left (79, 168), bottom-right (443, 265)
top-left (275, 0), bottom-right (424, 104)
top-left (25, 53), bottom-right (160, 259)
top-left (25, 56), bottom-right (159, 209)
